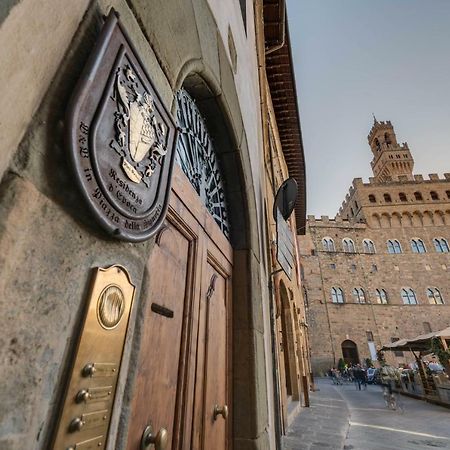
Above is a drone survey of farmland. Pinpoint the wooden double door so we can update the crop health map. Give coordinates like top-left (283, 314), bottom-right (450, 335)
top-left (126, 166), bottom-right (232, 450)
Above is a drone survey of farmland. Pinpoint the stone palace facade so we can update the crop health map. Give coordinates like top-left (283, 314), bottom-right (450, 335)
top-left (298, 120), bottom-right (450, 374)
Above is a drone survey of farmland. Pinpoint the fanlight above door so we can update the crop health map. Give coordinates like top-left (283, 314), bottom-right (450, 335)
top-left (175, 89), bottom-right (230, 238)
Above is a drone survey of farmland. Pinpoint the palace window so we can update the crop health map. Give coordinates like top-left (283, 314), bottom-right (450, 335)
top-left (430, 191), bottom-right (439, 200)
top-left (368, 194), bottom-right (376, 203)
top-left (363, 239), bottom-right (376, 254)
top-left (423, 322), bottom-right (432, 333)
top-left (331, 287), bottom-right (345, 304)
top-left (387, 239), bottom-right (402, 254)
top-left (322, 237), bottom-right (335, 252)
top-left (399, 192), bottom-right (407, 202)
top-left (433, 238), bottom-right (450, 253)
top-left (352, 287), bottom-right (366, 304)
top-left (414, 191), bottom-right (423, 201)
top-left (446, 190), bottom-right (450, 199)
top-left (342, 238), bottom-right (355, 253)
top-left (411, 238), bottom-right (426, 253)
top-left (384, 193), bottom-right (392, 203)
top-left (401, 288), bottom-right (418, 305)
top-left (375, 289), bottom-right (388, 304)
top-left (366, 331), bottom-right (374, 341)
top-left (427, 287), bottom-right (444, 305)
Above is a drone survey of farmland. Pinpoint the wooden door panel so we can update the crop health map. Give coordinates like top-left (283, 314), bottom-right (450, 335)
top-left (171, 164), bottom-right (232, 261)
top-left (126, 213), bottom-right (198, 450)
top-left (202, 260), bottom-right (228, 450)
top-left (191, 242), bottom-right (232, 450)
top-left (127, 166), bottom-right (233, 450)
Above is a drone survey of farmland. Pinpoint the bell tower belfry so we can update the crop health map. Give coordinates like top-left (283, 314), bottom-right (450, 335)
top-left (368, 118), bottom-right (414, 182)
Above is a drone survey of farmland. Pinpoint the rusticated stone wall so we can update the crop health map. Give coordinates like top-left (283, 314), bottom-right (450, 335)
top-left (0, 1), bottom-right (271, 449)
top-left (299, 215), bottom-right (450, 375)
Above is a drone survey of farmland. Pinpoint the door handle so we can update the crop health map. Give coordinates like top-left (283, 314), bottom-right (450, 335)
top-left (213, 404), bottom-right (228, 421)
top-left (141, 424), bottom-right (168, 450)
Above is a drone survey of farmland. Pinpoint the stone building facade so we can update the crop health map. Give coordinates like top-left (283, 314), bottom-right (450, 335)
top-left (0, 1), bottom-right (308, 450)
top-left (298, 120), bottom-right (450, 374)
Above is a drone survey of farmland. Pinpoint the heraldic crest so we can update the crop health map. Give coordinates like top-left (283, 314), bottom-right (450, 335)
top-left (66, 9), bottom-right (177, 242)
top-left (110, 64), bottom-right (168, 186)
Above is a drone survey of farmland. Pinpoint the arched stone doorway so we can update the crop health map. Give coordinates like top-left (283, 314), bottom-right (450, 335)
top-left (279, 281), bottom-right (299, 401)
top-left (341, 340), bottom-right (359, 365)
top-left (125, 71), bottom-right (264, 450)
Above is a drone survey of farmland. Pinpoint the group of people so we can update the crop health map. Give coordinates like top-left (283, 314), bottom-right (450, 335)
top-left (328, 362), bottom-right (403, 409)
top-left (328, 364), bottom-right (368, 390)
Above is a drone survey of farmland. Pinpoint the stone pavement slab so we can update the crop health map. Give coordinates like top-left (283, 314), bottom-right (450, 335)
top-left (338, 382), bottom-right (450, 450)
top-left (282, 379), bottom-right (350, 450)
top-left (283, 378), bottom-right (450, 450)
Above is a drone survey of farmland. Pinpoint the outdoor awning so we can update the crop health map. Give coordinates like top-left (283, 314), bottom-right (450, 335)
top-left (382, 327), bottom-right (450, 353)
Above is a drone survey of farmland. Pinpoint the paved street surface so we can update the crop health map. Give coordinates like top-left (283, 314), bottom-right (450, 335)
top-left (283, 378), bottom-right (450, 450)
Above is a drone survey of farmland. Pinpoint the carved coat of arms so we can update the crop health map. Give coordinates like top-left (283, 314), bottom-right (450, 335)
top-left (66, 9), bottom-right (177, 241)
top-left (110, 65), bottom-right (168, 186)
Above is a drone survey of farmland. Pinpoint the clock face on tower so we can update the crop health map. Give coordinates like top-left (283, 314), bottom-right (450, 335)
top-left (175, 89), bottom-right (230, 238)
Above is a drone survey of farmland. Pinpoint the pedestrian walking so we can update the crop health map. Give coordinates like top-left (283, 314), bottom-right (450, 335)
top-left (353, 364), bottom-right (364, 390)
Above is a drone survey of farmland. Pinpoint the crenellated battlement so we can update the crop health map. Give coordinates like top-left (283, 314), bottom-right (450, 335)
top-left (340, 173), bottom-right (450, 187)
top-left (306, 215), bottom-right (366, 229)
top-left (337, 172), bottom-right (450, 220)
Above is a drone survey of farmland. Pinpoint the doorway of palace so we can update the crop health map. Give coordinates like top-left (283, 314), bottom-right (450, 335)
top-left (341, 340), bottom-right (359, 366)
top-left (126, 89), bottom-right (233, 450)
top-left (279, 282), bottom-right (299, 402)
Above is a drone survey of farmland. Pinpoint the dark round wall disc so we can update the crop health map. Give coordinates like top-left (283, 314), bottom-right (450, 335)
top-left (273, 178), bottom-right (298, 221)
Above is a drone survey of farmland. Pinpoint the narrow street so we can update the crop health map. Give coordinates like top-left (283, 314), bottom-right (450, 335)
top-left (283, 378), bottom-right (450, 450)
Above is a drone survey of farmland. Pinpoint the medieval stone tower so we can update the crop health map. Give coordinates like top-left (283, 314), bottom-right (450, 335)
top-left (368, 119), bottom-right (414, 182)
top-left (298, 120), bottom-right (450, 373)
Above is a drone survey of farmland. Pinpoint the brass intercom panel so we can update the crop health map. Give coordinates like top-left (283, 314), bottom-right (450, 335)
top-left (53, 265), bottom-right (135, 449)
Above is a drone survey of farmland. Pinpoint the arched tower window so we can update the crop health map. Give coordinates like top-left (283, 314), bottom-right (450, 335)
top-left (176, 89), bottom-right (229, 237)
top-left (433, 238), bottom-right (450, 253)
top-left (399, 192), bottom-right (407, 202)
top-left (446, 190), bottom-right (450, 199)
top-left (368, 194), bottom-right (376, 203)
top-left (322, 237), bottom-right (335, 252)
top-left (374, 138), bottom-right (381, 151)
top-left (352, 288), bottom-right (366, 304)
top-left (384, 132), bottom-right (391, 145)
top-left (363, 239), bottom-right (376, 253)
top-left (387, 239), bottom-right (402, 254)
top-left (383, 193), bottom-right (392, 203)
top-left (331, 287), bottom-right (345, 304)
top-left (375, 289), bottom-right (388, 304)
top-left (401, 288), bottom-right (418, 305)
top-left (411, 238), bottom-right (426, 253)
top-left (414, 192), bottom-right (423, 201)
top-left (430, 191), bottom-right (439, 200)
top-left (427, 288), bottom-right (444, 305)
top-left (342, 238), bottom-right (355, 253)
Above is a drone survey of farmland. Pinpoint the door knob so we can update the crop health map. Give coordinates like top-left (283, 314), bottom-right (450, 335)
top-left (141, 425), bottom-right (168, 450)
top-left (213, 404), bottom-right (228, 421)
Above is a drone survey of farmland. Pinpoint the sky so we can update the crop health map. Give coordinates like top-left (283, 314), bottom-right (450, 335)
top-left (286, 0), bottom-right (450, 217)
